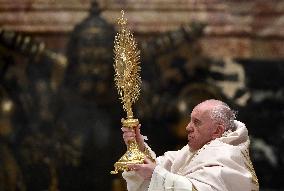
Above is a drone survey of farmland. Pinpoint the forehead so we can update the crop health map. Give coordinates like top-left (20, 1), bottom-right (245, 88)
top-left (191, 103), bottom-right (212, 119)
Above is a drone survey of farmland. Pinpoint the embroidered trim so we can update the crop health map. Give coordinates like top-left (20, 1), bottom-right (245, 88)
top-left (241, 149), bottom-right (259, 190)
top-left (192, 185), bottom-right (198, 191)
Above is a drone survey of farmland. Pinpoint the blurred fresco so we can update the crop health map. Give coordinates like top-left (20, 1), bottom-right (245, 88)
top-left (0, 0), bottom-right (284, 191)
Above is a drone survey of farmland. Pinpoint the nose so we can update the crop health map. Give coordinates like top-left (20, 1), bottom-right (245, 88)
top-left (186, 122), bottom-right (194, 133)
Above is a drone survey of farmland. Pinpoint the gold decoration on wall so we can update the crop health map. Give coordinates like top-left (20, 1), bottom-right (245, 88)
top-left (111, 10), bottom-right (146, 174)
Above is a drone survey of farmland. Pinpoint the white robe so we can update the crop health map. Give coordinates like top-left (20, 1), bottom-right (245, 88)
top-left (122, 120), bottom-right (259, 191)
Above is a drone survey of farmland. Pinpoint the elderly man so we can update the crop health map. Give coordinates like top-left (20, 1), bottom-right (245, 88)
top-left (121, 99), bottom-right (259, 191)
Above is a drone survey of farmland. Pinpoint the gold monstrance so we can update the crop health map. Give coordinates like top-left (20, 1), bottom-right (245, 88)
top-left (110, 10), bottom-right (146, 174)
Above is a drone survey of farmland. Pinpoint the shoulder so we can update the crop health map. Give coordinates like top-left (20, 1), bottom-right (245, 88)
top-left (211, 140), bottom-right (244, 157)
top-left (209, 140), bottom-right (242, 153)
top-left (162, 145), bottom-right (190, 159)
top-left (195, 140), bottom-right (245, 165)
top-left (156, 145), bottom-right (190, 166)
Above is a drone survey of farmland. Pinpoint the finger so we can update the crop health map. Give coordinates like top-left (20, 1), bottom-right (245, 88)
top-left (123, 135), bottom-right (136, 141)
top-left (128, 164), bottom-right (140, 171)
top-left (121, 127), bottom-right (134, 132)
top-left (135, 124), bottom-right (141, 135)
top-left (128, 164), bottom-right (136, 169)
top-left (135, 125), bottom-right (144, 142)
top-left (123, 134), bottom-right (136, 143)
top-left (123, 135), bottom-right (135, 142)
top-left (124, 131), bottom-right (136, 137)
top-left (123, 135), bottom-right (135, 140)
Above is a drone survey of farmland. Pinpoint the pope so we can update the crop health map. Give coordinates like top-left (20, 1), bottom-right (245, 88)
top-left (121, 99), bottom-right (259, 191)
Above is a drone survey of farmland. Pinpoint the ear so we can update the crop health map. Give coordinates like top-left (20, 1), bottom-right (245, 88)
top-left (212, 124), bottom-right (225, 139)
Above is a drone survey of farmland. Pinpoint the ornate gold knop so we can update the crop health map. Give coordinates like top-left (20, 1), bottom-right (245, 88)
top-left (111, 10), bottom-right (146, 174)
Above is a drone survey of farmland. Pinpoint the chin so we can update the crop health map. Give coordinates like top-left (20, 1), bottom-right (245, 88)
top-left (188, 142), bottom-right (201, 151)
top-left (188, 146), bottom-right (196, 152)
top-left (188, 143), bottom-right (195, 152)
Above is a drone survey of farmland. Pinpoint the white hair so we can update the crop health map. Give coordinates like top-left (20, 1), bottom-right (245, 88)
top-left (207, 100), bottom-right (237, 131)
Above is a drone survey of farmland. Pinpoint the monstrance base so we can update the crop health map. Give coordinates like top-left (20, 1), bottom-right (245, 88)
top-left (110, 141), bottom-right (146, 174)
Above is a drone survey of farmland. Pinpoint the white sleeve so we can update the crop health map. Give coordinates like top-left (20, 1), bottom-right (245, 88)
top-left (122, 144), bottom-right (184, 191)
top-left (122, 171), bottom-right (150, 191)
top-left (148, 166), bottom-right (193, 191)
top-left (121, 143), bottom-right (156, 191)
top-left (149, 164), bottom-right (252, 191)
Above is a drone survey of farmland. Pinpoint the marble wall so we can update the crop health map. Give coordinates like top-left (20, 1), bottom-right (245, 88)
top-left (0, 0), bottom-right (283, 58)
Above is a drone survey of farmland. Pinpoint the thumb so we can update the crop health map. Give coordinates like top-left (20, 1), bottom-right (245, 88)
top-left (135, 124), bottom-right (142, 136)
top-left (135, 124), bottom-right (144, 142)
top-left (144, 157), bottom-right (152, 164)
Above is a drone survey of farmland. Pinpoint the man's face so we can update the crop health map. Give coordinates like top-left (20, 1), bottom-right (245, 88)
top-left (186, 103), bottom-right (215, 151)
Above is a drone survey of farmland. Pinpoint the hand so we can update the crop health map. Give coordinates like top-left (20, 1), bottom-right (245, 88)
top-left (121, 124), bottom-right (145, 151)
top-left (128, 158), bottom-right (157, 180)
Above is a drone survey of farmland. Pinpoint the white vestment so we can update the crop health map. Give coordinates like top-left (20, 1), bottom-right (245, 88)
top-left (122, 120), bottom-right (259, 191)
